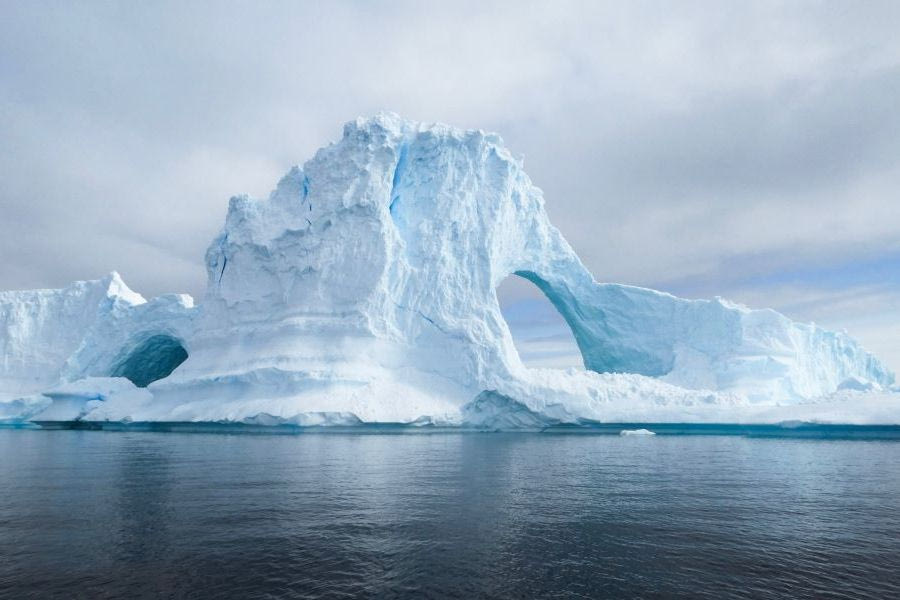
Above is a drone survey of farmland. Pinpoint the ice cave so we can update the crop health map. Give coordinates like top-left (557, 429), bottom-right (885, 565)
top-left (110, 334), bottom-right (188, 388)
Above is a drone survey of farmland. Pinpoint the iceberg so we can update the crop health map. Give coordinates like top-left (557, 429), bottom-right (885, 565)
top-left (0, 274), bottom-right (191, 404)
top-left (1, 114), bottom-right (896, 427)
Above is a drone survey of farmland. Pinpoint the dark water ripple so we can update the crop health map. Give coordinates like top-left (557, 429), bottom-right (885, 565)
top-left (1, 431), bottom-right (899, 599)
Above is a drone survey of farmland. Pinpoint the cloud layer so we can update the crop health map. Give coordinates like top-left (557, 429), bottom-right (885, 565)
top-left (1, 1), bottom-right (898, 370)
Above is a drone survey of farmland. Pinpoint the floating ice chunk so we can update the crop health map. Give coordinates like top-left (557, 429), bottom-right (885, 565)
top-left (620, 428), bottom-right (657, 436)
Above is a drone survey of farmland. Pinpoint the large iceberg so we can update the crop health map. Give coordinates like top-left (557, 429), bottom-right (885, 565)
top-left (1, 114), bottom-right (896, 427)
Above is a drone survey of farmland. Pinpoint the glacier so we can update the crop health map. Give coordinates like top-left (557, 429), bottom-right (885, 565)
top-left (1, 113), bottom-right (897, 428)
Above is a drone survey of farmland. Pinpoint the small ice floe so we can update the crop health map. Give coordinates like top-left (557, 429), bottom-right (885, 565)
top-left (620, 428), bottom-right (656, 436)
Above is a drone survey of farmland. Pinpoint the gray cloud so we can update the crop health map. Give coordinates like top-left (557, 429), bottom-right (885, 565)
top-left (1, 1), bottom-right (898, 368)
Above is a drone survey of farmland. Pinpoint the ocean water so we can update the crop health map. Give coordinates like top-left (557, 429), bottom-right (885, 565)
top-left (1, 430), bottom-right (899, 599)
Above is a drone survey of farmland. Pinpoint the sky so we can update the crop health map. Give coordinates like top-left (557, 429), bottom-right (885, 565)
top-left (1, 1), bottom-right (898, 371)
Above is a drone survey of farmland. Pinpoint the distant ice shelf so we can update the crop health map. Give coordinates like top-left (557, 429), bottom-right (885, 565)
top-left (0, 114), bottom-right (896, 428)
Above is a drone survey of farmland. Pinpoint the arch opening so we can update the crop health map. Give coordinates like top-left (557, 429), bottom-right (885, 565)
top-left (110, 334), bottom-right (188, 387)
top-left (496, 273), bottom-right (585, 370)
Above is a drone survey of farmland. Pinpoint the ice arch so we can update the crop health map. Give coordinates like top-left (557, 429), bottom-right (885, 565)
top-left (497, 273), bottom-right (584, 369)
top-left (110, 334), bottom-right (188, 387)
top-left (510, 269), bottom-right (676, 378)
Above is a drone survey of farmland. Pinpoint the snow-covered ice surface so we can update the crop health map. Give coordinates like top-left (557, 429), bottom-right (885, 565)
top-left (1, 114), bottom-right (897, 428)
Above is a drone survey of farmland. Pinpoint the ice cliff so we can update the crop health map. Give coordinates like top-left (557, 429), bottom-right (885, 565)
top-left (1, 114), bottom-right (895, 427)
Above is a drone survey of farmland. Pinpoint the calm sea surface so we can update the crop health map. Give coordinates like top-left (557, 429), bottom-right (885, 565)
top-left (1, 429), bottom-right (899, 599)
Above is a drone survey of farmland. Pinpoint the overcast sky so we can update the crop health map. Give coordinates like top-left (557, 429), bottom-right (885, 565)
top-left (1, 1), bottom-right (898, 370)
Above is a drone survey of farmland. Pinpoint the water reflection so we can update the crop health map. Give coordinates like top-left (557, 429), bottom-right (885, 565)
top-left (1, 431), bottom-right (899, 598)
top-left (114, 436), bottom-right (174, 566)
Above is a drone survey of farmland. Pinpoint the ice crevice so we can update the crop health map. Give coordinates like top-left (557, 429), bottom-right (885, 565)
top-left (389, 139), bottom-right (409, 216)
